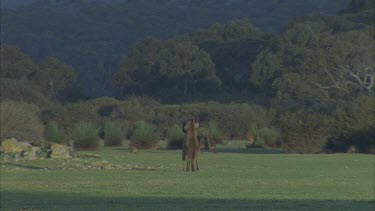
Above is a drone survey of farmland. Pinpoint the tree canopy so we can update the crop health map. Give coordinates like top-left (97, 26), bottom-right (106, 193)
top-left (113, 39), bottom-right (221, 102)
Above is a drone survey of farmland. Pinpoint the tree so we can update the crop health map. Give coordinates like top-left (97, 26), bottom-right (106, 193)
top-left (189, 20), bottom-right (269, 96)
top-left (250, 15), bottom-right (374, 111)
top-left (156, 41), bottom-right (221, 98)
top-left (313, 29), bottom-right (374, 97)
top-left (113, 39), bottom-right (221, 102)
top-left (0, 45), bottom-right (37, 79)
top-left (34, 57), bottom-right (76, 98)
top-left (113, 38), bottom-right (164, 91)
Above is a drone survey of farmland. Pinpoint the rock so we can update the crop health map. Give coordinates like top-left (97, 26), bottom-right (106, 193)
top-left (1, 138), bottom-right (32, 155)
top-left (50, 144), bottom-right (75, 159)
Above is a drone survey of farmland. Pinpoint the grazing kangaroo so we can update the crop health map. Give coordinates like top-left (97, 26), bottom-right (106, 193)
top-left (207, 134), bottom-right (217, 153)
top-left (130, 143), bottom-right (138, 154)
top-left (182, 118), bottom-right (200, 171)
top-left (199, 132), bottom-right (206, 152)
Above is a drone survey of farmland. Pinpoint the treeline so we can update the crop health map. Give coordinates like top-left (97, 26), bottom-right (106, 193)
top-left (1, 0), bottom-right (348, 96)
top-left (0, 0), bottom-right (374, 153)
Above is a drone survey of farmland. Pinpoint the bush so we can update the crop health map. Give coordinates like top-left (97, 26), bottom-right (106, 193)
top-left (72, 122), bottom-right (101, 149)
top-left (41, 105), bottom-right (73, 140)
top-left (0, 78), bottom-right (53, 108)
top-left (246, 124), bottom-right (264, 148)
top-left (327, 95), bottom-right (375, 153)
top-left (206, 121), bottom-right (224, 143)
top-left (167, 124), bottom-right (185, 149)
top-left (0, 101), bottom-right (44, 143)
top-left (130, 121), bottom-right (158, 149)
top-left (258, 127), bottom-right (281, 148)
top-left (279, 110), bottom-right (333, 153)
top-left (45, 121), bottom-right (64, 143)
top-left (104, 121), bottom-right (124, 146)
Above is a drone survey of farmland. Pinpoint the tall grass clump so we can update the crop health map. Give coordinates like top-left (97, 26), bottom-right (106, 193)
top-left (258, 127), bottom-right (281, 148)
top-left (104, 121), bottom-right (124, 146)
top-left (45, 121), bottom-right (64, 143)
top-left (131, 121), bottom-right (158, 149)
top-left (246, 124), bottom-right (264, 148)
top-left (167, 124), bottom-right (185, 149)
top-left (72, 122), bottom-right (101, 149)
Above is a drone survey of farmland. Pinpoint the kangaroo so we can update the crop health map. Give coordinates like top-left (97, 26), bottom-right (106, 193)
top-left (130, 143), bottom-right (138, 154)
top-left (199, 132), bottom-right (206, 152)
top-left (207, 134), bottom-right (217, 153)
top-left (182, 118), bottom-right (200, 171)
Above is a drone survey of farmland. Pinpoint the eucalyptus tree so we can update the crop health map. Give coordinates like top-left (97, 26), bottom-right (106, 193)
top-left (0, 45), bottom-right (37, 79)
top-left (34, 57), bottom-right (76, 98)
top-left (113, 39), bottom-right (221, 102)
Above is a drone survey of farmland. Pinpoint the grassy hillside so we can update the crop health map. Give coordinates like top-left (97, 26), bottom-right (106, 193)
top-left (1, 143), bottom-right (374, 210)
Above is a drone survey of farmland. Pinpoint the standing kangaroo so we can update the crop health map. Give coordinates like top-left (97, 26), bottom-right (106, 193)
top-left (207, 134), bottom-right (217, 153)
top-left (182, 118), bottom-right (200, 171)
top-left (199, 131), bottom-right (206, 152)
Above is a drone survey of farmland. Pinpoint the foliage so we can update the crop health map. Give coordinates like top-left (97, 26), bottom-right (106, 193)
top-left (40, 105), bottom-right (73, 140)
top-left (72, 122), bottom-right (101, 149)
top-left (33, 57), bottom-right (76, 98)
top-left (258, 127), bottom-right (281, 148)
top-left (104, 121), bottom-right (124, 147)
top-left (251, 14), bottom-right (374, 112)
top-left (327, 95), bottom-right (375, 153)
top-left (279, 110), bottom-right (333, 153)
top-left (0, 45), bottom-right (36, 79)
top-left (114, 39), bottom-right (221, 102)
top-left (205, 121), bottom-right (224, 143)
top-left (166, 124), bottom-right (185, 149)
top-left (130, 121), bottom-right (158, 149)
top-left (1, 0), bottom-right (347, 96)
top-left (0, 78), bottom-right (53, 108)
top-left (0, 100), bottom-right (44, 143)
top-left (45, 121), bottom-right (64, 144)
top-left (189, 20), bottom-right (269, 95)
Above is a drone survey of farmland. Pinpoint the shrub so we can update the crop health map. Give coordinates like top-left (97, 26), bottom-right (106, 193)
top-left (104, 121), bottom-right (124, 146)
top-left (167, 124), bottom-right (185, 149)
top-left (0, 78), bottom-right (53, 108)
top-left (258, 127), bottom-right (281, 148)
top-left (279, 110), bottom-right (333, 153)
top-left (72, 122), bottom-right (101, 149)
top-left (41, 105), bottom-right (73, 140)
top-left (327, 95), bottom-right (375, 153)
top-left (206, 121), bottom-right (224, 143)
top-left (246, 124), bottom-right (264, 148)
top-left (0, 101), bottom-right (44, 143)
top-left (130, 121), bottom-right (158, 149)
top-left (45, 121), bottom-right (64, 143)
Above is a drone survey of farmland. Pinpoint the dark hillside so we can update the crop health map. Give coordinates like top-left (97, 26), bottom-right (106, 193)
top-left (1, 0), bottom-right (349, 96)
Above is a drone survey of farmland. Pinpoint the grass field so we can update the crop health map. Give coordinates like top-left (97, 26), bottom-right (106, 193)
top-left (1, 142), bottom-right (374, 210)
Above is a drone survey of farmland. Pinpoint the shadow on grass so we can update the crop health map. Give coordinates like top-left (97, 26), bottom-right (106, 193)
top-left (110, 147), bottom-right (284, 154)
top-left (1, 191), bottom-right (373, 210)
top-left (1, 163), bottom-right (57, 170)
top-left (215, 147), bottom-right (283, 154)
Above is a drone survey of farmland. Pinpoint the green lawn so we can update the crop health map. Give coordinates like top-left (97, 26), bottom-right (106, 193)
top-left (1, 143), bottom-right (374, 210)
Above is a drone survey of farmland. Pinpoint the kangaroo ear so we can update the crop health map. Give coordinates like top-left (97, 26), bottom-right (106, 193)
top-left (182, 121), bottom-right (188, 133)
top-left (194, 121), bottom-right (199, 129)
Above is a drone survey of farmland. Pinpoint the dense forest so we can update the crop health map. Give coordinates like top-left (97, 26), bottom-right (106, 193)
top-left (1, 0), bottom-right (349, 96)
top-left (1, 0), bottom-right (374, 154)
